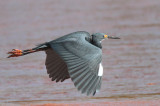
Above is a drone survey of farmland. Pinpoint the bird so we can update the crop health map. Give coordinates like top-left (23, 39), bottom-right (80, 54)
top-left (7, 31), bottom-right (120, 96)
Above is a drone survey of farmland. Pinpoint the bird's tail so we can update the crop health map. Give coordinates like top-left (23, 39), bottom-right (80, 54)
top-left (7, 42), bottom-right (49, 58)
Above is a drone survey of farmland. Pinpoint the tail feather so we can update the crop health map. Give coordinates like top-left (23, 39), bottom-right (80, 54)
top-left (35, 42), bottom-right (49, 49)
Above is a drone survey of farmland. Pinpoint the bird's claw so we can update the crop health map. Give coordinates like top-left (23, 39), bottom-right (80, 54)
top-left (7, 49), bottom-right (23, 58)
top-left (7, 49), bottom-right (22, 54)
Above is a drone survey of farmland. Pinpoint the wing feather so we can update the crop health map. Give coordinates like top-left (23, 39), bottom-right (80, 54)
top-left (47, 31), bottom-right (103, 95)
top-left (45, 49), bottom-right (70, 82)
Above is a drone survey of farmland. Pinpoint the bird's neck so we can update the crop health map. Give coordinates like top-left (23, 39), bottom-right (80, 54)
top-left (92, 39), bottom-right (102, 49)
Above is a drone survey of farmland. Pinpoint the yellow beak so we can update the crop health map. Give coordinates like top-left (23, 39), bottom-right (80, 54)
top-left (104, 35), bottom-right (108, 38)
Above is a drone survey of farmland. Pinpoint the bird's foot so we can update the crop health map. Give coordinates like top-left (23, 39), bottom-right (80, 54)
top-left (7, 49), bottom-right (23, 58)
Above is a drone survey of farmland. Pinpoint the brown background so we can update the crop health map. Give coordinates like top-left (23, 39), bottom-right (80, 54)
top-left (0, 0), bottom-right (160, 105)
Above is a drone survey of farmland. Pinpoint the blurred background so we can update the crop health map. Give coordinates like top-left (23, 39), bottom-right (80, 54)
top-left (0, 0), bottom-right (160, 105)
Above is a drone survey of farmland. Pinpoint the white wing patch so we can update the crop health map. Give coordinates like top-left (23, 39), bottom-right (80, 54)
top-left (98, 63), bottom-right (103, 76)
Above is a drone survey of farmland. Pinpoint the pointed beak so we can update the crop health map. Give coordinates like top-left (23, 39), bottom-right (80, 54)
top-left (108, 36), bottom-right (120, 39)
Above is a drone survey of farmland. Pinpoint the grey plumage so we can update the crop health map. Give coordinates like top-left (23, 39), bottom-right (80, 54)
top-left (45, 31), bottom-right (103, 95)
top-left (45, 49), bottom-right (70, 82)
top-left (8, 31), bottom-right (120, 96)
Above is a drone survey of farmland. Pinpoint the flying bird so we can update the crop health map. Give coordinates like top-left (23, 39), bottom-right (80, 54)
top-left (7, 31), bottom-right (120, 96)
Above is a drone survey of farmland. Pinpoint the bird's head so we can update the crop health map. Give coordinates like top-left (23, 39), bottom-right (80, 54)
top-left (91, 33), bottom-right (120, 48)
top-left (92, 33), bottom-right (120, 42)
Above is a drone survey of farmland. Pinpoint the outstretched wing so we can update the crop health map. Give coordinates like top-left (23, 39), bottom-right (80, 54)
top-left (49, 32), bottom-right (103, 95)
top-left (45, 48), bottom-right (70, 82)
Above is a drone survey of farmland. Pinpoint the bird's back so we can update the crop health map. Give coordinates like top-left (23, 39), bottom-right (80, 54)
top-left (51, 31), bottom-right (91, 43)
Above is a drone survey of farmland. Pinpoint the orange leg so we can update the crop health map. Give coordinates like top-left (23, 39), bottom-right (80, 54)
top-left (7, 46), bottom-right (46, 58)
top-left (7, 48), bottom-right (39, 58)
top-left (7, 49), bottom-right (23, 58)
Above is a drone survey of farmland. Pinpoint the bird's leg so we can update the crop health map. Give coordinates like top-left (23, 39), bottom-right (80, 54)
top-left (7, 49), bottom-right (23, 58)
top-left (7, 43), bottom-right (49, 58)
top-left (7, 48), bottom-right (41, 58)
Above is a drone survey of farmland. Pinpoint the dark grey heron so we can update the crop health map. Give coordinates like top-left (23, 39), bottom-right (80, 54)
top-left (7, 31), bottom-right (120, 96)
